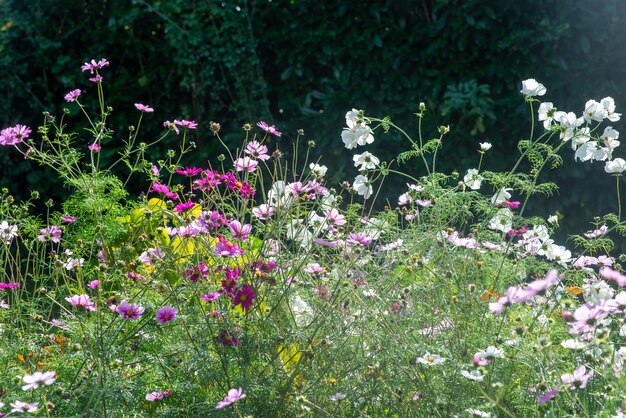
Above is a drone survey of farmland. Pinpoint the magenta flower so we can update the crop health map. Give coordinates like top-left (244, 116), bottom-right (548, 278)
top-left (156, 306), bottom-right (177, 324)
top-left (88, 143), bottom-right (101, 152)
top-left (60, 215), bottom-right (77, 223)
top-left (173, 201), bottom-right (196, 212)
top-left (64, 89), bottom-right (82, 103)
top-left (184, 262), bottom-right (210, 282)
top-left (117, 300), bottom-right (145, 319)
top-left (149, 182), bottom-right (179, 200)
top-left (37, 226), bottom-right (62, 243)
top-left (88, 280), bottom-right (100, 290)
top-left (81, 58), bottom-right (109, 73)
top-left (216, 329), bottom-right (242, 347)
top-left (216, 388), bottom-right (246, 409)
top-left (233, 284), bottom-right (256, 312)
top-left (257, 121), bottom-right (282, 137)
top-left (234, 156), bottom-right (259, 173)
top-left (65, 294), bottom-right (98, 311)
top-left (215, 235), bottom-right (244, 257)
top-left (221, 172), bottom-right (255, 198)
top-left (201, 292), bottom-right (222, 303)
top-left (89, 74), bottom-right (103, 83)
top-left (176, 166), bottom-right (203, 176)
top-left (346, 232), bottom-right (373, 246)
top-left (538, 387), bottom-right (560, 404)
top-left (0, 124), bottom-right (32, 145)
top-left (134, 103), bottom-right (154, 113)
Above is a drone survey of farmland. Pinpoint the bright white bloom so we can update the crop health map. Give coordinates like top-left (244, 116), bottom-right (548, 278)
top-left (476, 346), bottom-right (504, 360)
top-left (584, 99), bottom-right (607, 123)
top-left (416, 353), bottom-right (446, 366)
top-left (479, 142), bottom-right (492, 151)
top-left (353, 151), bottom-right (380, 170)
top-left (290, 295), bottom-right (314, 327)
top-left (10, 401), bottom-right (39, 413)
top-left (22, 371), bottom-right (56, 390)
top-left (330, 392), bottom-right (346, 401)
top-left (520, 79), bottom-right (546, 96)
top-left (602, 96), bottom-right (621, 122)
top-left (488, 208), bottom-right (513, 233)
top-left (268, 181), bottom-right (295, 209)
top-left (561, 339), bottom-right (588, 350)
top-left (463, 169), bottom-right (483, 190)
top-left (309, 163), bottom-right (327, 177)
top-left (606, 158), bottom-right (626, 174)
top-left (545, 244), bottom-right (571, 266)
top-left (342, 109), bottom-right (374, 149)
top-left (0, 220), bottom-right (18, 244)
top-left (602, 126), bottom-right (620, 142)
top-left (491, 188), bottom-right (512, 205)
top-left (571, 127), bottom-right (591, 149)
top-left (538, 102), bottom-right (556, 129)
top-left (286, 220), bottom-right (314, 249)
top-left (547, 215), bottom-right (558, 224)
top-left (574, 141), bottom-right (597, 162)
top-left (461, 369), bottom-right (485, 381)
top-left (465, 409), bottom-right (492, 418)
top-left (556, 111), bottom-right (584, 142)
top-left (353, 175), bottom-right (373, 199)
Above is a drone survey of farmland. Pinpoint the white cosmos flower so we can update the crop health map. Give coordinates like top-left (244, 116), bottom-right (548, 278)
top-left (491, 188), bottom-right (512, 205)
top-left (584, 99), bottom-right (607, 123)
top-left (290, 295), bottom-right (314, 327)
top-left (488, 208), bottom-right (513, 233)
top-left (476, 346), bottom-right (504, 360)
top-left (479, 142), bottom-right (492, 151)
top-left (606, 158), bottom-right (626, 174)
top-left (353, 175), bottom-right (373, 199)
top-left (461, 369), bottom-right (485, 381)
top-left (602, 96), bottom-right (621, 122)
top-left (463, 169), bottom-right (483, 190)
top-left (547, 215), bottom-right (559, 224)
top-left (416, 353), bottom-right (445, 365)
top-left (520, 79), bottom-right (546, 96)
top-left (0, 220), bottom-right (18, 244)
top-left (538, 102), bottom-right (556, 129)
top-left (342, 109), bottom-right (374, 149)
top-left (561, 339), bottom-right (588, 350)
top-left (309, 163), bottom-right (327, 177)
top-left (22, 371), bottom-right (56, 390)
top-left (353, 151), bottom-right (380, 170)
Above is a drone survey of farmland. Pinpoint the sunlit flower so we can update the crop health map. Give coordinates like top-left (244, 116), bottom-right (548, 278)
top-left (0, 220), bottom-right (18, 244)
top-left (257, 121), bottom-right (281, 137)
top-left (309, 163), bottom-right (328, 177)
top-left (65, 294), bottom-right (97, 311)
top-left (353, 151), bottom-right (380, 170)
top-left (605, 158), bottom-right (626, 174)
top-left (22, 371), bottom-right (56, 390)
top-left (117, 300), bottom-right (145, 320)
top-left (81, 58), bottom-right (109, 73)
top-left (561, 365), bottom-right (593, 389)
top-left (38, 226), bottom-right (62, 243)
top-left (520, 79), bottom-right (546, 97)
top-left (463, 168), bottom-right (483, 190)
top-left (416, 353), bottom-right (445, 366)
top-left (216, 388), bottom-right (246, 409)
top-left (479, 142), bottom-right (492, 151)
top-left (353, 175), bottom-right (373, 199)
top-left (156, 306), bottom-right (177, 324)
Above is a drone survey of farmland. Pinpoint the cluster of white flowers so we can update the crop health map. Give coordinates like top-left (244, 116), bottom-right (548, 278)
top-left (341, 109), bottom-right (379, 199)
top-left (523, 79), bottom-right (625, 174)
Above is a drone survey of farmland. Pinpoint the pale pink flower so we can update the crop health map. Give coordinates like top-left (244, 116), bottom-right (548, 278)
top-left (22, 371), bottom-right (56, 390)
top-left (64, 89), bottom-right (82, 102)
top-left (134, 103), bottom-right (155, 113)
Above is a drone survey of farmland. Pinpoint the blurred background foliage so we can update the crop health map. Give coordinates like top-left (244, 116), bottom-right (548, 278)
top-left (1, 0), bottom-right (626, 242)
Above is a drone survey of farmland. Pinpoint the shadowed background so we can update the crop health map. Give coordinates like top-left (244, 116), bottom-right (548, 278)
top-left (1, 0), bottom-right (625, 243)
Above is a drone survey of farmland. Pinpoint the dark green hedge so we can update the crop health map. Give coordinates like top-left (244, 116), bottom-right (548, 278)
top-left (1, 0), bottom-right (625, 238)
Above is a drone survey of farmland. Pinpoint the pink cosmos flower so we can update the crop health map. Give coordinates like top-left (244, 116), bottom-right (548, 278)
top-left (64, 89), bottom-right (82, 102)
top-left (60, 215), bottom-right (77, 223)
top-left (305, 263), bottom-right (326, 275)
top-left (134, 103), bottom-right (154, 113)
top-left (81, 58), bottom-right (109, 73)
top-left (215, 235), bottom-right (244, 257)
top-left (150, 181), bottom-right (179, 200)
top-left (138, 247), bottom-right (165, 266)
top-left (244, 140), bottom-right (270, 161)
top-left (145, 390), bottom-right (172, 401)
top-left (497, 200), bottom-right (520, 209)
top-left (22, 371), bottom-right (56, 390)
top-left (89, 74), bottom-right (103, 83)
top-left (151, 165), bottom-right (161, 177)
top-left (201, 292), bottom-right (222, 302)
top-left (398, 192), bottom-right (412, 206)
top-left (10, 401), bottom-right (39, 413)
top-left (156, 306), bottom-right (177, 324)
top-left (117, 300), bottom-right (145, 320)
top-left (257, 121), bottom-right (282, 137)
top-left (0, 282), bottom-right (21, 290)
top-left (37, 226), bottom-right (62, 243)
top-left (65, 294), bottom-right (98, 311)
top-left (163, 120), bottom-right (180, 135)
top-left (538, 387), bottom-right (560, 404)
top-left (88, 143), bottom-right (101, 152)
top-left (228, 220), bottom-right (252, 240)
top-left (0, 124), bottom-right (32, 145)
top-left (216, 388), bottom-right (246, 409)
top-left (600, 266), bottom-right (626, 286)
top-left (88, 280), bottom-right (100, 289)
top-left (174, 119), bottom-right (198, 129)
top-left (346, 232), bottom-right (373, 246)
top-left (234, 156), bottom-right (259, 173)
top-left (325, 208), bottom-right (347, 226)
top-left (233, 284), bottom-right (256, 312)
top-left (252, 204), bottom-right (274, 220)
top-left (184, 262), bottom-right (209, 282)
top-left (584, 225), bottom-right (608, 239)
top-left (561, 365), bottom-right (593, 389)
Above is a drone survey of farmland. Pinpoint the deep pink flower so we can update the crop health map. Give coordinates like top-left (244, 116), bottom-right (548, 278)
top-left (81, 58), bottom-right (109, 73)
top-left (257, 121), bottom-right (282, 137)
top-left (498, 200), bottom-right (520, 209)
top-left (216, 388), bottom-right (246, 409)
top-left (64, 89), bottom-right (82, 102)
top-left (0, 124), bottom-right (31, 145)
top-left (88, 280), bottom-right (100, 289)
top-left (60, 216), bottom-right (77, 223)
top-left (150, 181), bottom-right (179, 200)
top-left (65, 294), bottom-right (98, 311)
top-left (215, 235), bottom-right (244, 257)
top-left (201, 292), bottom-right (222, 302)
top-left (134, 103), bottom-right (154, 113)
top-left (156, 306), bottom-right (177, 324)
top-left (89, 75), bottom-right (103, 83)
top-left (88, 143), bottom-right (101, 152)
top-left (216, 329), bottom-right (242, 347)
top-left (228, 220), bottom-right (252, 240)
top-left (176, 166), bottom-right (203, 177)
top-left (37, 226), bottom-right (62, 243)
top-left (184, 262), bottom-right (209, 282)
top-left (233, 284), bottom-right (256, 312)
top-left (0, 282), bottom-right (19, 290)
top-left (174, 201), bottom-right (196, 212)
top-left (117, 300), bottom-right (145, 319)
top-left (145, 390), bottom-right (171, 402)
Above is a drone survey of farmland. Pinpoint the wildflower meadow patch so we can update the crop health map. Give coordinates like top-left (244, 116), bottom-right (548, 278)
top-left (0, 61), bottom-right (626, 417)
